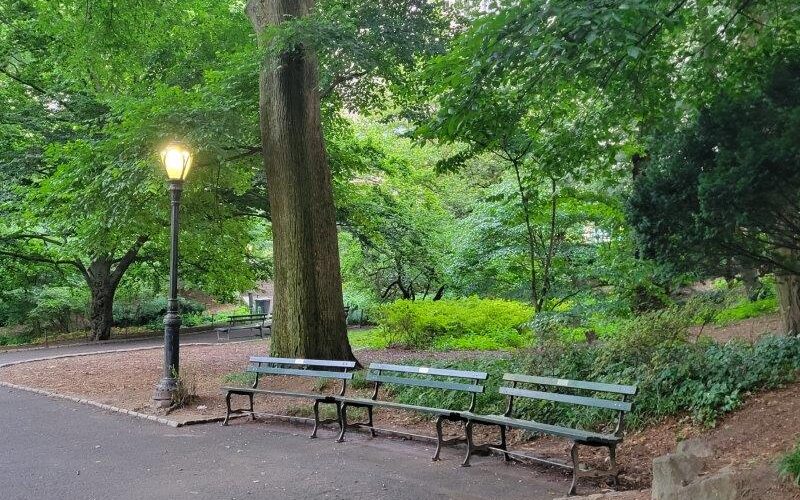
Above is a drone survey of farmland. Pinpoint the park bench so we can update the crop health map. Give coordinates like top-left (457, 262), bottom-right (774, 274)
top-left (215, 313), bottom-right (271, 341)
top-left (221, 356), bottom-right (356, 438)
top-left (463, 374), bottom-right (637, 495)
top-left (336, 363), bottom-right (489, 462)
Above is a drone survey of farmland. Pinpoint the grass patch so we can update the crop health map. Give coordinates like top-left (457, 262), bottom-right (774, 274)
top-left (779, 442), bottom-right (800, 486)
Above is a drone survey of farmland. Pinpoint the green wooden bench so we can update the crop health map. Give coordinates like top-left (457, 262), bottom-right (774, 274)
top-left (221, 356), bottom-right (356, 438)
top-left (215, 313), bottom-right (271, 341)
top-left (336, 362), bottom-right (489, 462)
top-left (464, 374), bottom-right (637, 495)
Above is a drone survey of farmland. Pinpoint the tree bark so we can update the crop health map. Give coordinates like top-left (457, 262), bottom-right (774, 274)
top-left (81, 236), bottom-right (148, 341)
top-left (87, 260), bottom-right (115, 341)
top-left (776, 271), bottom-right (800, 336)
top-left (246, 0), bottom-right (355, 360)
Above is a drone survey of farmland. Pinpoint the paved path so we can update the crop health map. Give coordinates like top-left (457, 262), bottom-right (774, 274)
top-left (0, 388), bottom-right (567, 499)
top-left (0, 330), bottom-right (226, 366)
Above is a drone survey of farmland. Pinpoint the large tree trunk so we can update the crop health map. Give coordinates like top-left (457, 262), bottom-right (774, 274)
top-left (246, 0), bottom-right (355, 360)
top-left (86, 259), bottom-right (116, 341)
top-left (81, 236), bottom-right (148, 342)
top-left (776, 271), bottom-right (800, 336)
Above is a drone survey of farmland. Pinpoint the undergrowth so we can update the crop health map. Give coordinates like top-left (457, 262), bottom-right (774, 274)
top-left (387, 307), bottom-right (800, 433)
top-left (779, 442), bottom-right (800, 486)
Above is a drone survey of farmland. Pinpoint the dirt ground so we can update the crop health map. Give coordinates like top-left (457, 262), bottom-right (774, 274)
top-left (2, 333), bottom-right (799, 496)
top-left (690, 313), bottom-right (783, 343)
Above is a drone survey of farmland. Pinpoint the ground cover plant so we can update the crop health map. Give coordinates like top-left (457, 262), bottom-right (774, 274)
top-left (779, 442), bottom-right (800, 486)
top-left (386, 307), bottom-right (800, 433)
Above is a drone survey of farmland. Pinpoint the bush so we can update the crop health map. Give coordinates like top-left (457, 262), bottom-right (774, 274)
top-left (26, 286), bottom-right (88, 333)
top-left (714, 296), bottom-right (778, 325)
top-left (387, 323), bottom-right (800, 432)
top-left (113, 296), bottom-right (205, 327)
top-left (343, 289), bottom-right (379, 326)
top-left (779, 442), bottom-right (800, 486)
top-left (375, 297), bottom-right (534, 350)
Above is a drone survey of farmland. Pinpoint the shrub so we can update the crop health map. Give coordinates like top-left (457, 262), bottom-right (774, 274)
top-left (25, 286), bottom-right (88, 333)
top-left (113, 296), bottom-right (205, 327)
top-left (779, 442), bottom-right (800, 486)
top-left (714, 296), bottom-right (778, 325)
top-left (388, 330), bottom-right (800, 432)
top-left (375, 297), bottom-right (533, 350)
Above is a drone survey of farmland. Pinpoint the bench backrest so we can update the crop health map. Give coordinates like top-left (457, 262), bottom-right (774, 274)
top-left (500, 373), bottom-right (637, 436)
top-left (366, 363), bottom-right (488, 412)
top-left (248, 356), bottom-right (356, 396)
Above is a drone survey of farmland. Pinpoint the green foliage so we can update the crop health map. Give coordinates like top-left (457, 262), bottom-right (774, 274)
top-left (389, 330), bottom-right (800, 432)
top-left (628, 55), bottom-right (800, 277)
top-left (113, 297), bottom-right (204, 328)
top-left (779, 442), bottom-right (800, 486)
top-left (221, 372), bottom-right (256, 388)
top-left (348, 328), bottom-right (390, 350)
top-left (714, 297), bottom-right (778, 326)
top-left (375, 298), bottom-right (533, 350)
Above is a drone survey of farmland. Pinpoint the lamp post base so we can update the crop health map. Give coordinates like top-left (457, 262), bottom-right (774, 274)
top-left (152, 377), bottom-right (178, 408)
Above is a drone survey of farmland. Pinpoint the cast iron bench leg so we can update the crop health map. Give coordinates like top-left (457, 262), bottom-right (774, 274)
top-left (499, 424), bottom-right (510, 462)
top-left (432, 415), bottom-right (446, 461)
top-left (223, 392), bottom-right (234, 426)
top-left (608, 444), bottom-right (619, 488)
top-left (311, 400), bottom-right (321, 438)
top-left (248, 393), bottom-right (255, 421)
top-left (336, 404), bottom-right (348, 442)
top-left (366, 406), bottom-right (375, 437)
top-left (569, 442), bottom-right (580, 495)
top-left (461, 421), bottom-right (475, 467)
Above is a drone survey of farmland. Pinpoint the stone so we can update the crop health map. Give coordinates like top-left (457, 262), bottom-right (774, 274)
top-left (676, 439), bottom-right (714, 459)
top-left (652, 452), bottom-right (704, 499)
top-left (679, 466), bottom-right (739, 500)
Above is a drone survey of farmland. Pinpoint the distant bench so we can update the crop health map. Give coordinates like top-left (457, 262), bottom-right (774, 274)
top-left (215, 313), bottom-right (271, 341)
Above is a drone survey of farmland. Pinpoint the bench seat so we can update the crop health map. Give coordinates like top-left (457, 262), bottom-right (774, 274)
top-left (339, 396), bottom-right (476, 418)
top-left (222, 387), bottom-right (337, 402)
top-left (468, 413), bottom-right (620, 445)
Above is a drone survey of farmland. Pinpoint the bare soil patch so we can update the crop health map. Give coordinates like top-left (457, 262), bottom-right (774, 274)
top-left (690, 313), bottom-right (782, 343)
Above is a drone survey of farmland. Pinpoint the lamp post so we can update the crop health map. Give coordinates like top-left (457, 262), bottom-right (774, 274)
top-left (152, 142), bottom-right (192, 408)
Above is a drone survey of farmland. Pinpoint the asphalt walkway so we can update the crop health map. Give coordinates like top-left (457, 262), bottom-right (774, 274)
top-left (0, 334), bottom-right (569, 499)
top-left (0, 388), bottom-right (567, 499)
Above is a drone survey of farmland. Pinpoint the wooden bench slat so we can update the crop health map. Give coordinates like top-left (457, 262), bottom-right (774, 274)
top-left (368, 363), bottom-right (488, 380)
top-left (250, 356), bottom-right (356, 369)
top-left (248, 366), bottom-right (354, 380)
top-left (366, 373), bottom-right (484, 393)
top-left (503, 373), bottom-right (637, 395)
top-left (500, 387), bottom-right (632, 412)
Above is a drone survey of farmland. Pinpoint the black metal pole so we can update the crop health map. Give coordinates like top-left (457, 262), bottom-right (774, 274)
top-left (153, 180), bottom-right (183, 407)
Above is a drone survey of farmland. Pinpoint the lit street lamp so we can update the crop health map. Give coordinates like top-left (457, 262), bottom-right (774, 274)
top-left (152, 141), bottom-right (192, 408)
